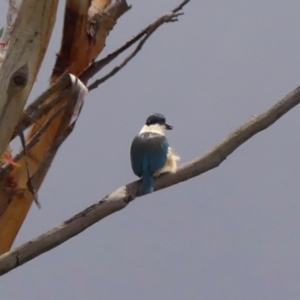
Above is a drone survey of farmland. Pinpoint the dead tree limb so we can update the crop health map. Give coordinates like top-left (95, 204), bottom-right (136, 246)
top-left (0, 83), bottom-right (299, 276)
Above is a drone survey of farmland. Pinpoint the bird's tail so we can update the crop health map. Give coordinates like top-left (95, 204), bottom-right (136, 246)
top-left (142, 155), bottom-right (153, 195)
top-left (142, 170), bottom-right (153, 195)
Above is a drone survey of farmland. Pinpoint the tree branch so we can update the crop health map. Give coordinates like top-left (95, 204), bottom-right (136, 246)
top-left (30, 75), bottom-right (88, 190)
top-left (12, 0), bottom-right (189, 135)
top-left (82, 0), bottom-right (190, 84)
top-left (10, 74), bottom-right (71, 141)
top-left (0, 83), bottom-right (300, 276)
top-left (87, 25), bottom-right (158, 90)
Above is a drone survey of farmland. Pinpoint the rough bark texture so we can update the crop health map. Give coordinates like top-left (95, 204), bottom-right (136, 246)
top-left (0, 0), bottom-right (58, 253)
top-left (0, 0), bottom-right (129, 254)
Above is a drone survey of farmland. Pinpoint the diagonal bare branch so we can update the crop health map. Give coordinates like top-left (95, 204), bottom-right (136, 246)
top-left (81, 0), bottom-right (190, 83)
top-left (87, 11), bottom-right (185, 90)
top-left (13, 0), bottom-right (189, 135)
top-left (87, 27), bottom-right (156, 90)
top-left (0, 82), bottom-right (299, 276)
top-left (0, 0), bottom-right (190, 254)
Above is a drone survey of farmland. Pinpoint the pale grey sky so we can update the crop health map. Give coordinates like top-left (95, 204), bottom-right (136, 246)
top-left (1, 1), bottom-right (300, 299)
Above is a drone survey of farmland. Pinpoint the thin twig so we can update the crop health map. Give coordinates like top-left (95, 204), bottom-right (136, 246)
top-left (87, 28), bottom-right (155, 90)
top-left (81, 0), bottom-right (190, 83)
top-left (10, 0), bottom-right (188, 133)
top-left (87, 11), bottom-right (183, 90)
top-left (0, 0), bottom-right (191, 271)
top-left (0, 82), bottom-right (300, 276)
top-left (173, 0), bottom-right (190, 12)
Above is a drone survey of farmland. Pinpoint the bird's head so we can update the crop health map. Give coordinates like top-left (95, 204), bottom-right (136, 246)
top-left (139, 113), bottom-right (173, 135)
top-left (146, 113), bottom-right (173, 130)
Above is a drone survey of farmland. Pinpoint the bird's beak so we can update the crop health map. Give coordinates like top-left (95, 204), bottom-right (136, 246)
top-left (165, 123), bottom-right (173, 130)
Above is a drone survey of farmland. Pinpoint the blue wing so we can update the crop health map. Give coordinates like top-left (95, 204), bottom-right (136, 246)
top-left (130, 132), bottom-right (169, 177)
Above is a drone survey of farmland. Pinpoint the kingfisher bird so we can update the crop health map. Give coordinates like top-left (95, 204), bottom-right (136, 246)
top-left (130, 113), bottom-right (180, 195)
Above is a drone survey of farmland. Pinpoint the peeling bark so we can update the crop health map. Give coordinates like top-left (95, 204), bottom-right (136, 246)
top-left (0, 0), bottom-right (129, 254)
